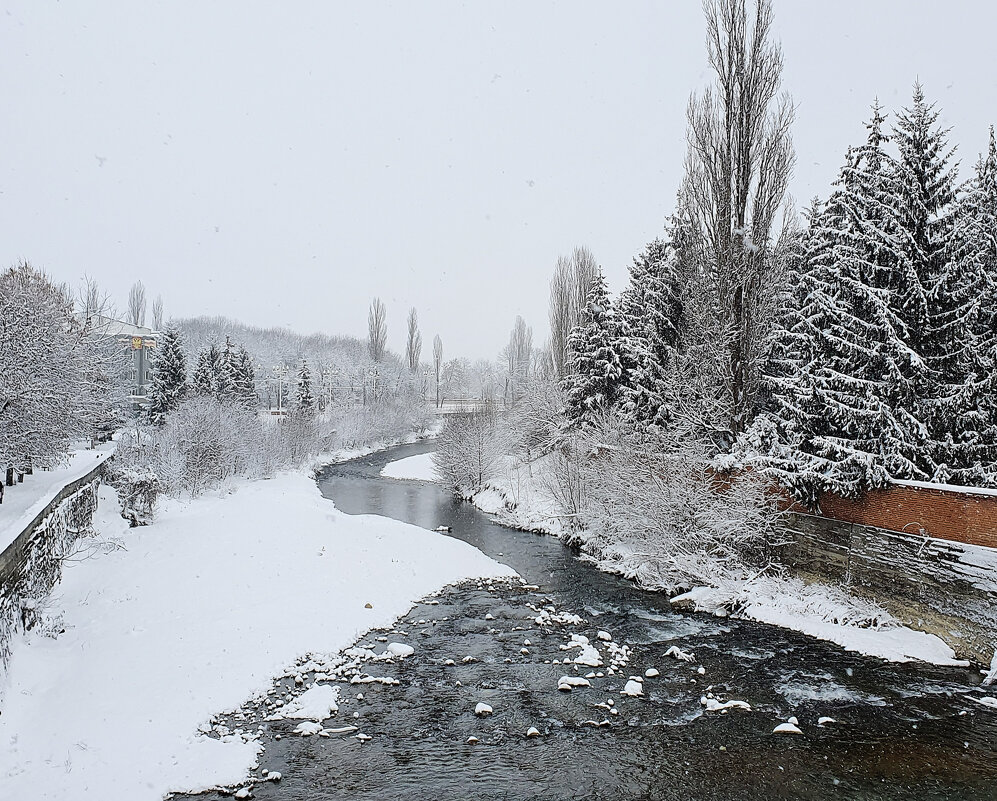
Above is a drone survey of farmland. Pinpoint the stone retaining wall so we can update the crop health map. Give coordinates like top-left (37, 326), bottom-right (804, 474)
top-left (0, 463), bottom-right (106, 669)
top-left (777, 511), bottom-right (997, 663)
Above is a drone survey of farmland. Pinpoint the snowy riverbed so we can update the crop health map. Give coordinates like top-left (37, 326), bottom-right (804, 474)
top-left (0, 471), bottom-right (514, 800)
top-left (446, 453), bottom-right (977, 668)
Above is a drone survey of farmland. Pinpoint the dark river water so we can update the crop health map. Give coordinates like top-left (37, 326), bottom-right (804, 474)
top-left (180, 441), bottom-right (997, 801)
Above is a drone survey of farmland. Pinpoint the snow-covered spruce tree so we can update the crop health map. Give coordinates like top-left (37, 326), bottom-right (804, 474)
top-left (147, 327), bottom-right (188, 425)
top-left (295, 358), bottom-right (315, 413)
top-left (764, 103), bottom-right (930, 501)
top-left (216, 339), bottom-right (238, 402)
top-left (233, 346), bottom-right (258, 411)
top-left (615, 237), bottom-right (684, 429)
top-left (562, 270), bottom-right (624, 429)
top-left (924, 126), bottom-right (997, 485)
top-left (191, 344), bottom-right (219, 396)
top-left (893, 86), bottom-right (997, 485)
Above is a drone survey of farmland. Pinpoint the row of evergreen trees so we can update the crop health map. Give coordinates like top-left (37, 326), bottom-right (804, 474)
top-left (561, 86), bottom-right (997, 503)
top-left (147, 331), bottom-right (259, 424)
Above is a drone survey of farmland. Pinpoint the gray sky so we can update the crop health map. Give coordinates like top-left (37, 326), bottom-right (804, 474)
top-left (3, 1), bottom-right (997, 360)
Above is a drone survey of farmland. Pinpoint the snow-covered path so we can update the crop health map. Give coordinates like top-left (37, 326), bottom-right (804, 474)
top-left (0, 442), bottom-right (114, 553)
top-left (0, 472), bottom-right (515, 800)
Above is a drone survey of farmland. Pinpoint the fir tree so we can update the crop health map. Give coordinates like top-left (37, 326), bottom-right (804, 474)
top-left (216, 338), bottom-right (237, 401)
top-left (192, 344), bottom-right (220, 396)
top-left (147, 327), bottom-right (188, 425)
top-left (295, 358), bottom-right (315, 414)
top-left (615, 238), bottom-right (683, 428)
top-left (924, 126), bottom-right (997, 484)
top-left (233, 346), bottom-right (258, 410)
top-left (774, 103), bottom-right (930, 500)
top-left (562, 271), bottom-right (623, 428)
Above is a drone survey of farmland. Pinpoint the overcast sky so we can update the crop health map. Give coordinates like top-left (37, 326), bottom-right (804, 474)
top-left (3, 1), bottom-right (997, 360)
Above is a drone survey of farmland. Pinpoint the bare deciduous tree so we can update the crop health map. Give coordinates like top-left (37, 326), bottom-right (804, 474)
top-left (548, 246), bottom-right (598, 379)
top-left (559, 411), bottom-right (780, 591)
top-left (503, 315), bottom-right (533, 405)
top-left (433, 334), bottom-right (443, 407)
top-left (405, 307), bottom-right (422, 372)
top-left (432, 406), bottom-right (505, 497)
top-left (367, 297), bottom-right (387, 362)
top-left (127, 281), bottom-right (147, 327)
top-left (682, 0), bottom-right (795, 436)
top-left (152, 295), bottom-right (164, 331)
top-left (79, 275), bottom-right (113, 322)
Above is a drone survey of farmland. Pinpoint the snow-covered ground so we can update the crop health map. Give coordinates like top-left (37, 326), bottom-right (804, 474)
top-left (459, 452), bottom-right (979, 668)
top-left (671, 580), bottom-right (965, 665)
top-left (380, 452), bottom-right (439, 481)
top-left (0, 472), bottom-right (514, 801)
top-left (312, 426), bottom-right (440, 472)
top-left (0, 442), bottom-right (114, 554)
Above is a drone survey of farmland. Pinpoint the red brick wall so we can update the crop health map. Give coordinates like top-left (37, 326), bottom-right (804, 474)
top-left (815, 483), bottom-right (997, 549)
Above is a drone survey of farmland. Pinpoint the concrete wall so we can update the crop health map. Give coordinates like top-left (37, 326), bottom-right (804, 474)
top-left (0, 462), bottom-right (106, 669)
top-left (776, 511), bottom-right (997, 663)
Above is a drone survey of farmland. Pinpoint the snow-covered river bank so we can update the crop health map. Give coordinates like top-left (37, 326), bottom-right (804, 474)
top-left (0, 451), bottom-right (512, 801)
top-left (173, 441), bottom-right (997, 801)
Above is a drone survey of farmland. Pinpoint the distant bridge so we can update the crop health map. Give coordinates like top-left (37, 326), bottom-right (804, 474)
top-left (432, 399), bottom-right (491, 415)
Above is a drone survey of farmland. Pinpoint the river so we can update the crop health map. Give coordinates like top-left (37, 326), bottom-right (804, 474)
top-left (178, 441), bottom-right (997, 801)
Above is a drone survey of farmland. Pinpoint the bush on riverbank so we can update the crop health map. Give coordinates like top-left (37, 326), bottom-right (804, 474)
top-left (112, 392), bottom-right (433, 516)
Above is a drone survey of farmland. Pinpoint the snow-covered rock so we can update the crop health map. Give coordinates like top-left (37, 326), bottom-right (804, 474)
top-left (773, 721), bottom-right (803, 735)
top-left (385, 642), bottom-right (415, 658)
top-left (526, 726), bottom-right (541, 737)
top-left (597, 631), bottom-right (612, 642)
top-left (276, 685), bottom-right (340, 721)
top-left (557, 676), bottom-right (591, 691)
top-left (664, 645), bottom-right (695, 663)
top-left (293, 721), bottom-right (324, 736)
top-left (621, 680), bottom-right (644, 697)
top-left (982, 651), bottom-right (997, 686)
top-left (701, 696), bottom-right (751, 712)
top-left (644, 668), bottom-right (659, 678)
top-left (970, 696), bottom-right (997, 710)
top-left (474, 702), bottom-right (493, 716)
top-left (559, 635), bottom-right (603, 668)
top-left (818, 716), bottom-right (837, 726)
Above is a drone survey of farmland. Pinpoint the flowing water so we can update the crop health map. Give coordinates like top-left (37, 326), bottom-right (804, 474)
top-left (181, 441), bottom-right (997, 801)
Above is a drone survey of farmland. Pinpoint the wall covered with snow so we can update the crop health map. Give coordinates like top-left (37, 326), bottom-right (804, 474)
top-left (777, 512), bottom-right (997, 663)
top-left (0, 471), bottom-right (103, 669)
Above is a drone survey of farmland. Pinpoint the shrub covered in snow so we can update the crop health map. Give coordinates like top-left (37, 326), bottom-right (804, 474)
top-left (433, 406), bottom-right (509, 498)
top-left (553, 412), bottom-right (783, 591)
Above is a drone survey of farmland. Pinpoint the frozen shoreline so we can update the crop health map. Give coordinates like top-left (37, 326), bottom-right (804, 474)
top-left (0, 465), bottom-right (513, 800)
